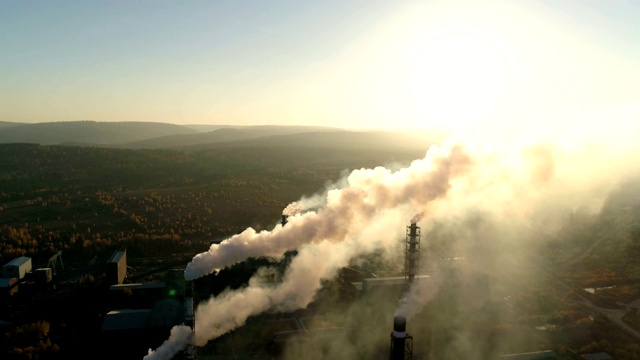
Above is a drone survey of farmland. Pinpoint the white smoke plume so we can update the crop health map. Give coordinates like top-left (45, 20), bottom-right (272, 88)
top-left (174, 122), bottom-right (640, 352)
top-left (282, 201), bottom-right (304, 216)
top-left (396, 276), bottom-right (442, 320)
top-left (185, 141), bottom-right (471, 280)
top-left (411, 211), bottom-right (425, 224)
top-left (194, 238), bottom-right (353, 345)
top-left (144, 325), bottom-right (192, 360)
top-left (283, 179), bottom-right (349, 216)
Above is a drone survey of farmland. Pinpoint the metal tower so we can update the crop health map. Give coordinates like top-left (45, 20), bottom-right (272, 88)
top-left (404, 222), bottom-right (420, 285)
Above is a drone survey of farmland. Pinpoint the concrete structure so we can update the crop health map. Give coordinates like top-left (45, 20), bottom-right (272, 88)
top-left (1, 256), bottom-right (32, 279)
top-left (107, 249), bottom-right (127, 285)
top-left (0, 277), bottom-right (18, 297)
top-left (500, 350), bottom-right (557, 360)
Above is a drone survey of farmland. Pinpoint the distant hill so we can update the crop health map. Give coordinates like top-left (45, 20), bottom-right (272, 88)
top-left (183, 124), bottom-right (237, 132)
top-left (183, 130), bottom-right (448, 152)
top-left (0, 121), bottom-right (198, 145)
top-left (124, 125), bottom-right (339, 149)
top-left (169, 130), bottom-right (449, 171)
top-left (0, 121), bottom-right (23, 129)
top-left (0, 121), bottom-right (450, 151)
top-left (183, 124), bottom-right (335, 133)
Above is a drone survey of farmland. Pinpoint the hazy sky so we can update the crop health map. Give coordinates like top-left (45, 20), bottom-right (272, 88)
top-left (2, 0), bottom-right (639, 133)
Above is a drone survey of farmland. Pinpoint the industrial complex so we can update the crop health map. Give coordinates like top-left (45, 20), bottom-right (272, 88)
top-left (0, 215), bottom-right (613, 360)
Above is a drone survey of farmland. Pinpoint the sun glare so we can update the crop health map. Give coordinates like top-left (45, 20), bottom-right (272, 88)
top-left (405, 27), bottom-right (508, 132)
top-left (351, 1), bottom-right (533, 132)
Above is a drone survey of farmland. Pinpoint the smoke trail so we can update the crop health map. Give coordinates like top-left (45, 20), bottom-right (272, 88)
top-left (144, 325), bottom-right (192, 360)
top-left (411, 211), bottom-right (425, 224)
top-left (282, 201), bottom-right (304, 216)
top-left (185, 141), bottom-right (472, 280)
top-left (193, 239), bottom-right (353, 345)
top-left (172, 127), bottom-right (640, 354)
top-left (396, 275), bottom-right (442, 320)
top-left (193, 207), bottom-right (413, 346)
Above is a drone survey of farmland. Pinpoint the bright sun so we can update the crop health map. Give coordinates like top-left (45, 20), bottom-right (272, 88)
top-left (406, 27), bottom-right (508, 131)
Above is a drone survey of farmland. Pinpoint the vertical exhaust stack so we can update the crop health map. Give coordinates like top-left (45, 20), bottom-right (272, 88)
top-left (281, 214), bottom-right (289, 227)
top-left (390, 315), bottom-right (413, 360)
top-left (405, 222), bottom-right (421, 285)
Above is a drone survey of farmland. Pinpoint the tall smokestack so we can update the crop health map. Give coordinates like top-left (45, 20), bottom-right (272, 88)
top-left (390, 315), bottom-right (413, 360)
top-left (405, 222), bottom-right (421, 285)
top-left (281, 214), bottom-right (288, 227)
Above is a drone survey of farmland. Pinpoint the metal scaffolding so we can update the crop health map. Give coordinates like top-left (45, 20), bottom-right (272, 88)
top-left (47, 250), bottom-right (64, 275)
top-left (404, 223), bottom-right (420, 285)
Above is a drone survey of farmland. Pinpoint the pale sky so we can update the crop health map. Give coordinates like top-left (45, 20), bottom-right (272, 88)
top-left (2, 0), bottom-right (640, 133)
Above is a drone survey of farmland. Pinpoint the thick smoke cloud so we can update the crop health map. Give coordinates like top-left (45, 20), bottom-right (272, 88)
top-left (183, 140), bottom-right (476, 347)
top-left (185, 142), bottom-right (471, 280)
top-left (146, 122), bottom-right (640, 357)
top-left (193, 239), bottom-right (354, 345)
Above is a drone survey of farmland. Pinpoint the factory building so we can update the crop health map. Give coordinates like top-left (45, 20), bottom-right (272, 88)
top-left (101, 270), bottom-right (196, 359)
top-left (102, 299), bottom-right (185, 359)
top-left (101, 299), bottom-right (185, 332)
top-left (107, 249), bottom-right (127, 285)
top-left (1, 256), bottom-right (32, 279)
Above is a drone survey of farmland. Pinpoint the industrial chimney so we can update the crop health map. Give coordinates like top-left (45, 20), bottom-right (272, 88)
top-left (390, 315), bottom-right (413, 360)
top-left (281, 214), bottom-right (288, 227)
top-left (404, 222), bottom-right (421, 285)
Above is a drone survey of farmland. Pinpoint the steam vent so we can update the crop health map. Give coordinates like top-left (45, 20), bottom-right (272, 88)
top-left (390, 315), bottom-right (413, 360)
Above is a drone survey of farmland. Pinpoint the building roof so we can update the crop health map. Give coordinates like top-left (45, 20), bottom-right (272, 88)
top-left (500, 350), bottom-right (557, 360)
top-left (109, 282), bottom-right (166, 291)
top-left (3, 257), bottom-right (31, 268)
top-left (101, 309), bottom-right (152, 331)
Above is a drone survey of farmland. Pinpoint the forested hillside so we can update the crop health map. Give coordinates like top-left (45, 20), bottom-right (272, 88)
top-left (0, 140), bottom-right (429, 263)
